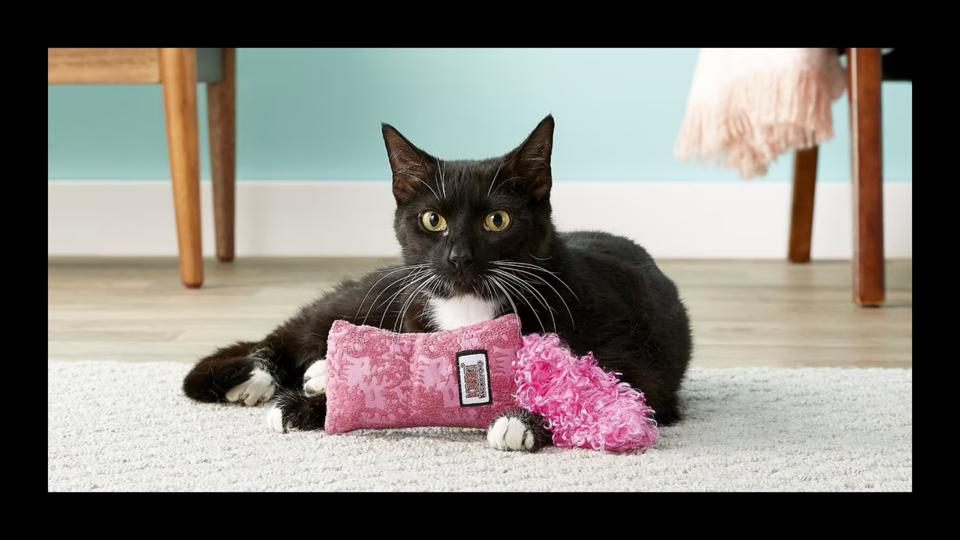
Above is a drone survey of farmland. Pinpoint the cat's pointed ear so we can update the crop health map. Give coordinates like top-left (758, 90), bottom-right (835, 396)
top-left (382, 123), bottom-right (434, 203)
top-left (504, 115), bottom-right (554, 201)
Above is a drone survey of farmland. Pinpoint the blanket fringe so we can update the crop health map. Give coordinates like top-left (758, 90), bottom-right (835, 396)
top-left (675, 63), bottom-right (846, 178)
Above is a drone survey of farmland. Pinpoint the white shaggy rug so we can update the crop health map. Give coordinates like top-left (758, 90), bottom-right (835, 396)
top-left (47, 360), bottom-right (912, 492)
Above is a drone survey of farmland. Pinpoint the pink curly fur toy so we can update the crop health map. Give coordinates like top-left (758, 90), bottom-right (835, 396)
top-left (513, 332), bottom-right (658, 452)
top-left (323, 314), bottom-right (658, 453)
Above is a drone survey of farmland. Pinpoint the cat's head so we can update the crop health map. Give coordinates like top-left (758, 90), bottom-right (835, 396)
top-left (382, 115), bottom-right (556, 299)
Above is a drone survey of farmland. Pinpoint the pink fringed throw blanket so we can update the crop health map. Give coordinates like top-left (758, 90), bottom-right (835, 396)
top-left (675, 48), bottom-right (846, 178)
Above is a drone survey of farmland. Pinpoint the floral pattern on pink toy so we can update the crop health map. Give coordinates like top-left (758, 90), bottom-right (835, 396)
top-left (324, 314), bottom-right (522, 434)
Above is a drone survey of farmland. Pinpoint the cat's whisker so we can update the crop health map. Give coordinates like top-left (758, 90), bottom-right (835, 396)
top-left (379, 268), bottom-right (433, 305)
top-left (364, 266), bottom-right (429, 302)
top-left (478, 277), bottom-right (493, 303)
top-left (397, 170), bottom-right (441, 202)
top-left (394, 276), bottom-right (438, 332)
top-left (354, 264), bottom-right (430, 322)
top-left (489, 271), bottom-right (547, 333)
top-left (418, 278), bottom-right (445, 322)
top-left (509, 275), bottom-right (557, 332)
top-left (491, 262), bottom-right (576, 328)
top-left (492, 259), bottom-right (562, 274)
top-left (377, 272), bottom-right (434, 329)
top-left (499, 279), bottom-right (544, 332)
top-left (486, 162), bottom-right (504, 198)
top-left (508, 269), bottom-right (575, 328)
top-left (492, 260), bottom-right (580, 301)
top-left (376, 269), bottom-right (433, 313)
top-left (360, 267), bottom-right (432, 325)
top-left (366, 269), bottom-right (433, 327)
top-left (482, 276), bottom-right (502, 310)
top-left (490, 268), bottom-right (556, 333)
top-left (490, 268), bottom-right (549, 309)
top-left (486, 280), bottom-right (499, 306)
top-left (486, 276), bottom-right (524, 332)
top-left (436, 157), bottom-right (446, 200)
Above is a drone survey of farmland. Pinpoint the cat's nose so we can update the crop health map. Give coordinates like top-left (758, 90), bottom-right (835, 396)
top-left (448, 245), bottom-right (474, 269)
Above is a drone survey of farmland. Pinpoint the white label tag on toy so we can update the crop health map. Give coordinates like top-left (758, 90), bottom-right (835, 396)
top-left (456, 350), bottom-right (491, 406)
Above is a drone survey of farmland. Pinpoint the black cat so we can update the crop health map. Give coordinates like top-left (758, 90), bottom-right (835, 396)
top-left (183, 115), bottom-right (692, 452)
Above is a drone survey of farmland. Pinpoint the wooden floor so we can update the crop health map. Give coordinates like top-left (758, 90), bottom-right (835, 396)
top-left (48, 258), bottom-right (912, 368)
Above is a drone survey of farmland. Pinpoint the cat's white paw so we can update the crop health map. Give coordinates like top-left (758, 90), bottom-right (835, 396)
top-left (266, 405), bottom-right (288, 433)
top-left (225, 368), bottom-right (276, 406)
top-left (487, 416), bottom-right (536, 452)
top-left (303, 360), bottom-right (327, 397)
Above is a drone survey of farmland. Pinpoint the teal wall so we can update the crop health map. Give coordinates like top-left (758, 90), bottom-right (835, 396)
top-left (48, 48), bottom-right (912, 182)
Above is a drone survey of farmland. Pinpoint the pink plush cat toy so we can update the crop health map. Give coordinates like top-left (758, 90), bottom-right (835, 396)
top-left (511, 331), bottom-right (659, 452)
top-left (323, 314), bottom-right (659, 453)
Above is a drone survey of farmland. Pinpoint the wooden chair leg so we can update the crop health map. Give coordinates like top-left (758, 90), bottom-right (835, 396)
top-left (207, 48), bottom-right (236, 262)
top-left (788, 146), bottom-right (818, 263)
top-left (847, 48), bottom-right (885, 306)
top-left (160, 48), bottom-right (204, 288)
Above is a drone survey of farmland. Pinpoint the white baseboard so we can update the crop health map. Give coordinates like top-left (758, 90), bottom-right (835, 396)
top-left (48, 180), bottom-right (912, 259)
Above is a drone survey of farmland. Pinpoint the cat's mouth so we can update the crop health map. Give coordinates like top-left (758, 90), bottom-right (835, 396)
top-left (432, 268), bottom-right (496, 300)
top-left (445, 271), bottom-right (483, 296)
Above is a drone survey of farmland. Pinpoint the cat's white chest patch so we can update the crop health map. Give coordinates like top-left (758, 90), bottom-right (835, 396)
top-left (426, 294), bottom-right (501, 331)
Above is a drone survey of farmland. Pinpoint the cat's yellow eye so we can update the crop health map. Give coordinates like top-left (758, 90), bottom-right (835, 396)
top-left (484, 210), bottom-right (511, 232)
top-left (420, 211), bottom-right (447, 232)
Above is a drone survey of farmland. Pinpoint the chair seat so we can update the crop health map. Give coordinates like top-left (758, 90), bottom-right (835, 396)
top-left (48, 48), bottom-right (225, 84)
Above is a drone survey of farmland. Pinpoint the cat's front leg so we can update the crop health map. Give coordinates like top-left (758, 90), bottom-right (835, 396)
top-left (486, 409), bottom-right (552, 452)
top-left (267, 391), bottom-right (327, 433)
top-left (267, 359), bottom-right (328, 433)
top-left (302, 359), bottom-right (327, 397)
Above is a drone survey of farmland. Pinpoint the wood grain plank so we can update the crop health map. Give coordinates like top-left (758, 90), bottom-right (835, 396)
top-left (48, 48), bottom-right (160, 84)
top-left (47, 258), bottom-right (912, 368)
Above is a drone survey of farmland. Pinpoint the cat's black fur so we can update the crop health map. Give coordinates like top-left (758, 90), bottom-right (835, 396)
top-left (183, 115), bottom-right (692, 449)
